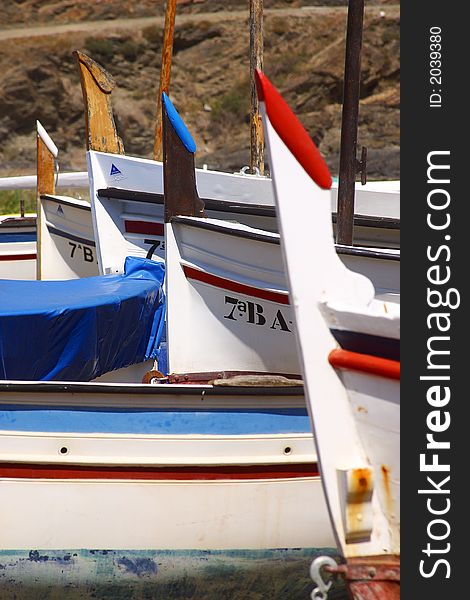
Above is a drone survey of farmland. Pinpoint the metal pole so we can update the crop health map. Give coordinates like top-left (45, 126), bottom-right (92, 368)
top-left (249, 0), bottom-right (264, 175)
top-left (154, 0), bottom-right (177, 162)
top-left (336, 0), bottom-right (365, 245)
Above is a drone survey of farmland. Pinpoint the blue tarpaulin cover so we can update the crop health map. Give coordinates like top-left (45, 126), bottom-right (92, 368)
top-left (0, 256), bottom-right (166, 381)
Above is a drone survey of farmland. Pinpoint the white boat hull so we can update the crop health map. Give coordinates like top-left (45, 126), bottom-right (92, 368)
top-left (0, 382), bottom-right (335, 561)
top-left (166, 217), bottom-right (298, 377)
top-left (0, 240), bottom-right (36, 280)
top-left (330, 364), bottom-right (400, 547)
top-left (258, 70), bottom-right (400, 566)
top-left (88, 151), bottom-right (401, 276)
top-left (1, 471), bottom-right (329, 550)
top-left (0, 216), bottom-right (37, 280)
top-left (38, 195), bottom-right (98, 279)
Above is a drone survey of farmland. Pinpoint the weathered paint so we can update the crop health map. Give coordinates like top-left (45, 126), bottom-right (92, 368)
top-left (343, 467), bottom-right (374, 543)
top-left (163, 96), bottom-right (205, 224)
top-left (74, 51), bottom-right (123, 155)
top-left (348, 580), bottom-right (400, 600)
top-left (327, 556), bottom-right (400, 600)
top-left (0, 548), bottom-right (348, 599)
top-left (381, 464), bottom-right (396, 525)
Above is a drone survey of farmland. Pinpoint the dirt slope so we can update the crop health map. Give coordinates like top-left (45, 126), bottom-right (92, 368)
top-left (0, 1), bottom-right (399, 180)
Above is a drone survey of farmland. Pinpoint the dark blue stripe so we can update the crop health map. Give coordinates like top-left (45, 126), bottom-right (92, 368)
top-left (0, 232), bottom-right (36, 243)
top-left (330, 329), bottom-right (400, 361)
top-left (47, 226), bottom-right (96, 247)
top-left (0, 406), bottom-right (310, 435)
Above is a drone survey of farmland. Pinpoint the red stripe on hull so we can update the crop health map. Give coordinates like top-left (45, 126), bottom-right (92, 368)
top-left (125, 220), bottom-right (164, 236)
top-left (183, 265), bottom-right (290, 305)
top-left (328, 349), bottom-right (400, 380)
top-left (0, 463), bottom-right (319, 481)
top-left (0, 253), bottom-right (36, 261)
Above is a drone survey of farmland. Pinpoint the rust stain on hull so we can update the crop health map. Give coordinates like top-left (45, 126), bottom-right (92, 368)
top-left (381, 464), bottom-right (395, 523)
top-left (345, 467), bottom-right (373, 543)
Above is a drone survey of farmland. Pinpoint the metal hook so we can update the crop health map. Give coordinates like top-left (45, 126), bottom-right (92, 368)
top-left (310, 556), bottom-right (337, 600)
top-left (238, 165), bottom-right (261, 176)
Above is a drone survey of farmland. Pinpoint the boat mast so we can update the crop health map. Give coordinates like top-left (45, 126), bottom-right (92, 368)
top-left (154, 0), bottom-right (177, 162)
top-left (336, 0), bottom-right (367, 245)
top-left (250, 0), bottom-right (264, 175)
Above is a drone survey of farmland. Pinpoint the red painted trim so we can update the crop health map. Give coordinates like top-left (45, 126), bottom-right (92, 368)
top-left (328, 349), bottom-right (400, 380)
top-left (125, 220), bottom-right (164, 237)
top-left (255, 70), bottom-right (332, 190)
top-left (182, 264), bottom-right (290, 305)
top-left (0, 253), bottom-right (36, 261)
top-left (0, 463), bottom-right (319, 481)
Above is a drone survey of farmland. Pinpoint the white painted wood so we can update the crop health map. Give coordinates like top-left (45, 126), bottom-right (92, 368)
top-left (86, 148), bottom-right (399, 377)
top-left (36, 120), bottom-right (58, 158)
top-left (0, 240), bottom-right (36, 279)
top-left (0, 172), bottom-right (89, 191)
top-left (0, 431), bottom-right (316, 466)
top-left (0, 385), bottom-right (333, 551)
top-left (331, 181), bottom-right (400, 219)
top-left (261, 100), bottom-right (400, 558)
top-left (87, 150), bottom-right (401, 276)
top-left (38, 195), bottom-right (98, 280)
top-left (337, 370), bottom-right (400, 547)
top-left (0, 475), bottom-right (332, 550)
top-left (165, 218), bottom-right (298, 376)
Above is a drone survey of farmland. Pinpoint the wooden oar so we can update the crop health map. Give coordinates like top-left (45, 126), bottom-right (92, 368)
top-left (74, 50), bottom-right (124, 154)
top-left (153, 0), bottom-right (177, 162)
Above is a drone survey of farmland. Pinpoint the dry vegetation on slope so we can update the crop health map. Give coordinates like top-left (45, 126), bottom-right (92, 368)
top-left (0, 1), bottom-right (399, 180)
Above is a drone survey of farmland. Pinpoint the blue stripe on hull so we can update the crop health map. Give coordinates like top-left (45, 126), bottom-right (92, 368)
top-left (0, 406), bottom-right (311, 435)
top-left (0, 232), bottom-right (36, 243)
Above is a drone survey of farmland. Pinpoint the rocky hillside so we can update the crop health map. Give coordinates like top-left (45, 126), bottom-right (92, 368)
top-left (0, 1), bottom-right (399, 180)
